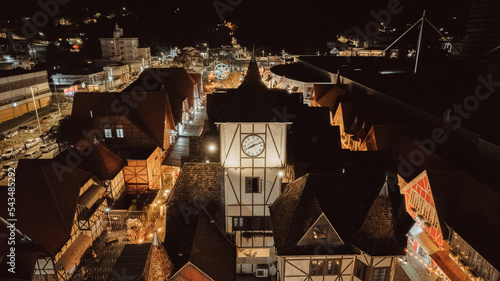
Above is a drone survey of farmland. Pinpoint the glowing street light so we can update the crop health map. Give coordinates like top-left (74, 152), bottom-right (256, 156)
top-left (209, 144), bottom-right (216, 152)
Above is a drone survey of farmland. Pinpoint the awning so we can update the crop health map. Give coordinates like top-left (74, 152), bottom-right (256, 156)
top-left (78, 184), bottom-right (106, 209)
top-left (56, 233), bottom-right (92, 273)
top-left (409, 225), bottom-right (439, 255)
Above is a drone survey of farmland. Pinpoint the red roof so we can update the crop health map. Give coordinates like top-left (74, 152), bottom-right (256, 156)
top-left (55, 144), bottom-right (126, 181)
top-left (430, 250), bottom-right (469, 281)
top-left (127, 68), bottom-right (196, 109)
top-left (71, 92), bottom-right (174, 148)
top-left (189, 73), bottom-right (203, 97)
top-left (0, 159), bottom-right (92, 256)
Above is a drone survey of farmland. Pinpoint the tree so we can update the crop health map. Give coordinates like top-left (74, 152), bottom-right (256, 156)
top-left (46, 115), bottom-right (84, 152)
top-left (171, 49), bottom-right (196, 73)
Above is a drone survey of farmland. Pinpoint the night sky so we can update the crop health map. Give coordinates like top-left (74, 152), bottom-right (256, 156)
top-left (2, 0), bottom-right (472, 53)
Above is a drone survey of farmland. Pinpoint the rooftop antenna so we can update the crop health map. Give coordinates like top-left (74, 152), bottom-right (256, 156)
top-left (414, 10), bottom-right (426, 74)
top-left (374, 10), bottom-right (464, 74)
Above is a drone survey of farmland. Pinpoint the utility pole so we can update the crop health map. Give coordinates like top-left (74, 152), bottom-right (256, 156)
top-left (30, 87), bottom-right (42, 134)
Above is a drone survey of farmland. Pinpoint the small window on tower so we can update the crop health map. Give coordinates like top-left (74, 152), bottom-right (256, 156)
top-left (245, 177), bottom-right (261, 193)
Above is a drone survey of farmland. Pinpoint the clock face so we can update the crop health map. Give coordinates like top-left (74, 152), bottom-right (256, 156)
top-left (242, 134), bottom-right (265, 157)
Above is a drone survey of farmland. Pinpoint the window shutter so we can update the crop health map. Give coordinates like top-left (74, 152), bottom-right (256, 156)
top-left (245, 177), bottom-right (253, 193)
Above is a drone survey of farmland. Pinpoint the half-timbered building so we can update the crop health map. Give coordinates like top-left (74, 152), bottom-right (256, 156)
top-left (70, 91), bottom-right (173, 194)
top-left (208, 52), bottom-right (306, 274)
top-left (399, 170), bottom-right (500, 281)
top-left (271, 174), bottom-right (404, 281)
top-left (0, 159), bottom-right (109, 280)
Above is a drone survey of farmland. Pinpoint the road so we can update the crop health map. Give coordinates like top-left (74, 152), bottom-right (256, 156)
top-left (0, 103), bottom-right (72, 186)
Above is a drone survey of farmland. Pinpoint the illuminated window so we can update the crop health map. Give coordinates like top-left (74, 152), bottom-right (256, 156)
top-left (310, 259), bottom-right (341, 276)
top-left (104, 129), bottom-right (112, 138)
top-left (373, 268), bottom-right (389, 281)
top-left (310, 260), bottom-right (324, 276)
top-left (233, 217), bottom-right (245, 230)
top-left (313, 225), bottom-right (328, 239)
top-left (116, 128), bottom-right (124, 138)
top-left (327, 259), bottom-right (341, 275)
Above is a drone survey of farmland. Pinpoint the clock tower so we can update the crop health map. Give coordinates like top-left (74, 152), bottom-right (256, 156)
top-left (208, 52), bottom-right (301, 274)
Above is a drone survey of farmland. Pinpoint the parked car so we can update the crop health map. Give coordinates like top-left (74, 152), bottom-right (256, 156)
top-left (13, 144), bottom-right (26, 157)
top-left (17, 125), bottom-right (28, 132)
top-left (2, 148), bottom-right (14, 160)
top-left (25, 138), bottom-right (41, 149)
top-left (5, 130), bottom-right (18, 138)
top-left (40, 143), bottom-right (57, 153)
top-left (39, 131), bottom-right (50, 140)
top-left (25, 150), bottom-right (42, 159)
top-left (40, 116), bottom-right (51, 124)
top-left (27, 125), bottom-right (39, 133)
top-left (2, 161), bottom-right (17, 172)
top-left (0, 133), bottom-right (5, 141)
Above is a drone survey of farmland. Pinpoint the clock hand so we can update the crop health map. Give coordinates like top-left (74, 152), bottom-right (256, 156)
top-left (248, 143), bottom-right (259, 149)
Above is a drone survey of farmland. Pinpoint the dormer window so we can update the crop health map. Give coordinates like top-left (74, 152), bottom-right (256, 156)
top-left (313, 225), bottom-right (328, 239)
top-left (297, 214), bottom-right (344, 247)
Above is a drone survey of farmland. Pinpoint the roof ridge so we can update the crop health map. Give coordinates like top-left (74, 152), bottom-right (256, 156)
top-left (40, 164), bottom-right (73, 237)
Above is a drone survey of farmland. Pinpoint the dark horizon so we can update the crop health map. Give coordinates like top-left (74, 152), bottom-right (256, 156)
top-left (1, 0), bottom-right (472, 54)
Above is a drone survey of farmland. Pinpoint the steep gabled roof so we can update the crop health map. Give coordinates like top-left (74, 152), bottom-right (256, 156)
top-left (351, 178), bottom-right (402, 256)
top-left (55, 144), bottom-right (126, 181)
top-left (208, 87), bottom-right (303, 123)
top-left (316, 85), bottom-right (346, 112)
top-left (208, 57), bottom-right (305, 123)
top-left (164, 162), bottom-right (224, 230)
top-left (312, 83), bottom-right (335, 101)
top-left (189, 73), bottom-right (203, 96)
top-left (361, 125), bottom-right (401, 151)
top-left (0, 159), bottom-right (92, 256)
top-left (185, 211), bottom-right (236, 281)
top-left (271, 174), bottom-right (366, 256)
top-left (164, 163), bottom-right (234, 281)
top-left (71, 92), bottom-right (172, 148)
top-left (107, 243), bottom-right (152, 281)
top-left (126, 68), bottom-right (195, 108)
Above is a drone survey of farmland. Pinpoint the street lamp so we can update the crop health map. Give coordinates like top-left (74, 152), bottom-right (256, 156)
top-left (30, 86), bottom-right (43, 135)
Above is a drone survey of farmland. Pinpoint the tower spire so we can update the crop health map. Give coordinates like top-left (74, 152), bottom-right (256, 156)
top-left (238, 44), bottom-right (266, 89)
